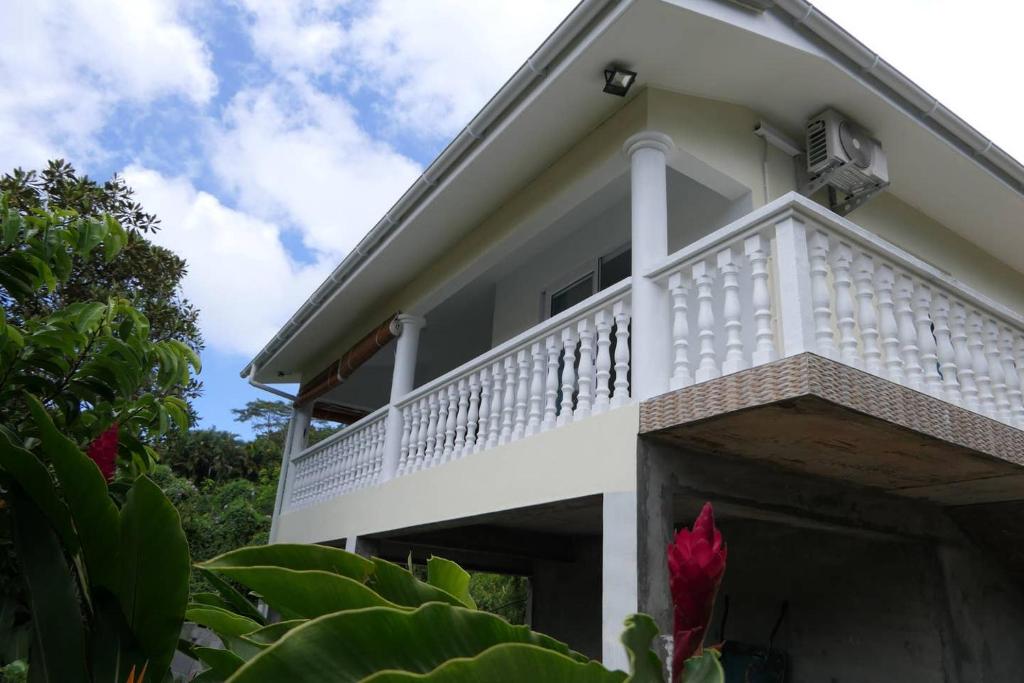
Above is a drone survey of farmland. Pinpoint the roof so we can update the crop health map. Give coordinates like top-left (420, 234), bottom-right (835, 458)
top-left (244, 0), bottom-right (1024, 383)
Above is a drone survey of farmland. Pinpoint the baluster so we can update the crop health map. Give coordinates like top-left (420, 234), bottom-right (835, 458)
top-left (832, 243), bottom-right (859, 368)
top-left (809, 232), bottom-right (836, 359)
top-left (915, 285), bottom-right (942, 397)
top-left (398, 404), bottom-right (414, 475)
top-left (1017, 335), bottom-right (1024, 425)
top-left (454, 379), bottom-right (469, 456)
top-left (896, 275), bottom-right (922, 390)
top-left (513, 350), bottom-right (530, 440)
top-left (875, 265), bottom-right (902, 383)
top-left (593, 310), bottom-right (613, 413)
top-left (500, 356), bottom-right (515, 444)
top-left (931, 295), bottom-right (960, 405)
top-left (693, 261), bottom-right (718, 383)
top-left (668, 272), bottom-right (692, 388)
top-left (370, 422), bottom-right (384, 485)
top-left (1001, 329), bottom-right (1024, 426)
top-left (476, 369), bottom-right (492, 453)
top-left (466, 374), bottom-right (480, 452)
top-left (487, 361), bottom-right (503, 449)
top-left (543, 335), bottom-right (560, 429)
top-left (558, 326), bottom-right (577, 426)
top-left (425, 393), bottom-right (439, 468)
top-left (527, 342), bottom-right (544, 435)
top-left (611, 300), bottom-right (631, 406)
top-left (345, 434), bottom-right (360, 492)
top-left (968, 311), bottom-right (995, 416)
top-left (355, 429), bottom-right (369, 489)
top-left (441, 385), bottom-right (457, 461)
top-left (951, 304), bottom-right (978, 412)
top-left (717, 246), bottom-right (746, 375)
top-left (854, 253), bottom-right (882, 375)
top-left (414, 397), bottom-right (429, 471)
top-left (432, 389), bottom-right (447, 463)
top-left (745, 234), bottom-right (776, 367)
top-left (985, 320), bottom-right (1011, 422)
top-left (576, 318), bottom-right (595, 419)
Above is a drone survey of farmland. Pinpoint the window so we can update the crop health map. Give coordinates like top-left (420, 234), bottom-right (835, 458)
top-left (549, 273), bottom-right (595, 317)
top-left (599, 247), bottom-right (631, 289)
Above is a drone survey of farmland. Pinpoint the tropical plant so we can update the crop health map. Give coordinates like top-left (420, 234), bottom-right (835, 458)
top-left (0, 195), bottom-right (198, 681)
top-left (667, 503), bottom-right (727, 682)
top-left (185, 543), bottom-right (670, 682)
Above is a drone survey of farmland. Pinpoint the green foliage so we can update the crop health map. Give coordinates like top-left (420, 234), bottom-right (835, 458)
top-left (161, 428), bottom-right (274, 483)
top-left (189, 544), bottom-right (673, 683)
top-left (0, 161), bottom-right (203, 412)
top-left (469, 572), bottom-right (528, 624)
top-left (0, 194), bottom-right (196, 681)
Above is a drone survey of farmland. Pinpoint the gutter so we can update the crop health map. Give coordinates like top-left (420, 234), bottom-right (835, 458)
top-left (247, 367), bottom-right (298, 401)
top-left (770, 0), bottom-right (1024, 193)
top-left (240, 0), bottom-right (627, 381)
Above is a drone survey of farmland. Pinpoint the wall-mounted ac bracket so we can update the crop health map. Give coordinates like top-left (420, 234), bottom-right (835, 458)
top-left (795, 154), bottom-right (889, 217)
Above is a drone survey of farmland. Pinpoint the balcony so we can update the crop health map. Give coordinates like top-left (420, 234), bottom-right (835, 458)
top-left (281, 192), bottom-right (1024, 515)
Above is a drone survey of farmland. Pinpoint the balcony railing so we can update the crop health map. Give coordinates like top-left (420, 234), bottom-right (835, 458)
top-left (282, 192), bottom-right (1024, 513)
top-left (647, 192), bottom-right (1024, 427)
top-left (283, 279), bottom-right (632, 511)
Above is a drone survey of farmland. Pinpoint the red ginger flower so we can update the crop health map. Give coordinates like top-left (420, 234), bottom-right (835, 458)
top-left (667, 502), bottom-right (727, 682)
top-left (87, 423), bottom-right (119, 482)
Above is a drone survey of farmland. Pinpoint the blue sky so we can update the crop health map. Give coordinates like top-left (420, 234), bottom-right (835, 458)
top-left (2, 0), bottom-right (1021, 439)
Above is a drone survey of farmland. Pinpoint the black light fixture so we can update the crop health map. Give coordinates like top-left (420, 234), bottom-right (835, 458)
top-left (603, 66), bottom-right (637, 97)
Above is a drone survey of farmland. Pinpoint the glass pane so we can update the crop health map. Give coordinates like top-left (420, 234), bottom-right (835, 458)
top-left (550, 274), bottom-right (594, 317)
top-left (599, 248), bottom-right (631, 289)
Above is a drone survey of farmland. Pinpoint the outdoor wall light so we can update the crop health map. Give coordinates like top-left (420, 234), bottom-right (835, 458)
top-left (602, 66), bottom-right (637, 97)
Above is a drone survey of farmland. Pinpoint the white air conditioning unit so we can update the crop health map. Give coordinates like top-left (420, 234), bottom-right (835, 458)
top-left (802, 108), bottom-right (889, 215)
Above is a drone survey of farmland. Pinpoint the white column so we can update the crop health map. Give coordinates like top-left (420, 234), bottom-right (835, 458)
top-left (602, 490), bottom-right (638, 671)
top-left (380, 314), bottom-right (426, 482)
top-left (624, 131), bottom-right (674, 400)
top-left (269, 402), bottom-right (312, 543)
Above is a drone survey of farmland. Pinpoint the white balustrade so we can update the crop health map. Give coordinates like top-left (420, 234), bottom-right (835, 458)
top-left (393, 280), bottom-right (632, 473)
top-left (647, 193), bottom-right (1024, 430)
top-left (286, 407), bottom-right (388, 510)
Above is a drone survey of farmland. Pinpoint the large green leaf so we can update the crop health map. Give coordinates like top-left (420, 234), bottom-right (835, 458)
top-left (205, 566), bottom-right (403, 620)
top-left (239, 621), bottom-right (305, 648)
top-left (196, 568), bottom-right (265, 626)
top-left (0, 432), bottom-right (77, 553)
top-left (679, 650), bottom-right (724, 683)
top-left (25, 393), bottom-right (120, 592)
top-left (186, 605), bottom-right (262, 640)
top-left (369, 558), bottom-right (468, 609)
top-left (10, 488), bottom-right (89, 683)
top-left (201, 543), bottom-right (374, 581)
top-left (360, 644), bottom-right (627, 683)
top-left (620, 615), bottom-right (664, 683)
top-left (89, 587), bottom-right (147, 683)
top-left (227, 603), bottom-right (594, 683)
top-left (118, 476), bottom-right (190, 679)
top-left (426, 557), bottom-right (476, 609)
top-left (194, 647), bottom-right (246, 682)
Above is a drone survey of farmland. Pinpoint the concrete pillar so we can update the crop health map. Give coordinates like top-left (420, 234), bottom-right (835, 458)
top-left (637, 442), bottom-right (674, 637)
top-left (380, 314), bottom-right (426, 481)
top-left (268, 402), bottom-right (312, 543)
top-left (624, 131), bottom-right (674, 401)
top-left (345, 535), bottom-right (379, 558)
top-left (602, 491), bottom-right (639, 670)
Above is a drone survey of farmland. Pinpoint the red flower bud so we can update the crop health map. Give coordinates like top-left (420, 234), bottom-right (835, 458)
top-left (86, 423), bottom-right (119, 482)
top-left (667, 502), bottom-right (726, 681)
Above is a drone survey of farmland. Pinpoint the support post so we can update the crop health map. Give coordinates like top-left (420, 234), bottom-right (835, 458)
top-left (624, 131), bottom-right (674, 401)
top-left (268, 402), bottom-right (312, 543)
top-left (381, 314), bottom-right (426, 482)
top-left (602, 490), bottom-right (639, 670)
top-left (773, 214), bottom-right (817, 358)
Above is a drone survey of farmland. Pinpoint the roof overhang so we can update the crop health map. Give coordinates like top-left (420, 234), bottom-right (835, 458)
top-left (245, 0), bottom-right (1024, 383)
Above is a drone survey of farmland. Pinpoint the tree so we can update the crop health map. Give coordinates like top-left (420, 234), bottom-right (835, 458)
top-left (0, 194), bottom-right (198, 681)
top-left (232, 398), bottom-right (337, 447)
top-left (0, 160), bottom-right (203, 415)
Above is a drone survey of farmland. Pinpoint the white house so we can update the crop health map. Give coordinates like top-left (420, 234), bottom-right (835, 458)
top-left (243, 1), bottom-right (1024, 679)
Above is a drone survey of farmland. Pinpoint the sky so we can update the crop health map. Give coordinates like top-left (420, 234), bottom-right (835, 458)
top-left (2, 0), bottom-right (1021, 438)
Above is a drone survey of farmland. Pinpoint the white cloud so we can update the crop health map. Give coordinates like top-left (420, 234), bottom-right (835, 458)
top-left (813, 0), bottom-right (1024, 161)
top-left (124, 165), bottom-right (332, 357)
top-left (236, 0), bottom-right (348, 75)
top-left (0, 0), bottom-right (216, 167)
top-left (209, 78), bottom-right (421, 257)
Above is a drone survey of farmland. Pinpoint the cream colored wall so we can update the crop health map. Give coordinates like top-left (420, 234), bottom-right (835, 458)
top-left (276, 405), bottom-right (640, 542)
top-left (847, 192), bottom-right (1024, 314)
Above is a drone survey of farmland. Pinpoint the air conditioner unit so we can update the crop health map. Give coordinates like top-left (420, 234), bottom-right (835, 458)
top-left (802, 108), bottom-right (889, 215)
